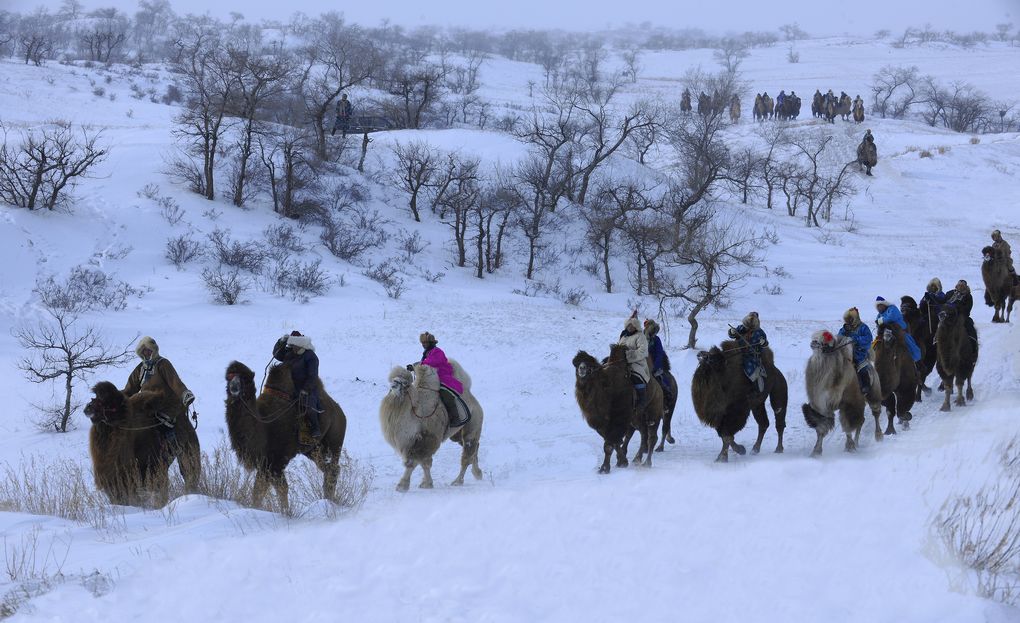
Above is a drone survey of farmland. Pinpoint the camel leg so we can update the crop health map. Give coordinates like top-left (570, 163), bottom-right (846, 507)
top-left (419, 457), bottom-right (434, 489)
top-left (774, 404), bottom-right (787, 454)
top-left (452, 440), bottom-right (474, 486)
top-left (954, 379), bottom-right (966, 407)
top-left (845, 433), bottom-right (857, 453)
top-left (729, 438), bottom-right (747, 456)
top-left (811, 430), bottom-right (825, 457)
top-left (634, 428), bottom-right (649, 465)
top-left (655, 408), bottom-right (673, 452)
top-left (715, 437), bottom-right (730, 463)
top-left (751, 405), bottom-right (768, 455)
top-left (314, 452), bottom-right (339, 501)
top-left (615, 439), bottom-right (629, 469)
top-left (884, 399), bottom-right (897, 436)
top-left (965, 377), bottom-right (974, 401)
top-left (940, 383), bottom-right (953, 412)
top-left (873, 410), bottom-right (884, 442)
top-left (252, 470), bottom-right (270, 507)
top-left (643, 425), bottom-right (657, 467)
top-left (397, 460), bottom-right (415, 492)
top-left (599, 440), bottom-right (613, 474)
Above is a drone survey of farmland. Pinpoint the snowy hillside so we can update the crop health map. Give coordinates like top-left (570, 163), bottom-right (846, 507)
top-left (1, 33), bottom-right (1020, 621)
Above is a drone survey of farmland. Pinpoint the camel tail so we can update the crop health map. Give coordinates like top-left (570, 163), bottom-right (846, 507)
top-left (802, 403), bottom-right (834, 435)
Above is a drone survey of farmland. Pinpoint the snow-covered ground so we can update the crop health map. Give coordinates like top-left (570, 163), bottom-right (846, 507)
top-left (1, 36), bottom-right (1019, 621)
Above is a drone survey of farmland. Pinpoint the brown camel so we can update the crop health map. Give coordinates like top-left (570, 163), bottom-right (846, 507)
top-left (729, 97), bottom-right (741, 123)
top-left (224, 353), bottom-right (347, 511)
top-left (982, 245), bottom-right (1014, 322)
top-left (873, 322), bottom-right (918, 435)
top-left (654, 369), bottom-right (679, 452)
top-left (901, 295), bottom-right (938, 401)
top-left (84, 382), bottom-right (194, 507)
top-left (935, 306), bottom-right (978, 411)
top-left (691, 340), bottom-right (787, 462)
top-left (609, 344), bottom-right (664, 467)
top-left (572, 349), bottom-right (634, 473)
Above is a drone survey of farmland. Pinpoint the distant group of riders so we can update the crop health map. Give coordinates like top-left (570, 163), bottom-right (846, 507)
top-left (680, 87), bottom-right (867, 125)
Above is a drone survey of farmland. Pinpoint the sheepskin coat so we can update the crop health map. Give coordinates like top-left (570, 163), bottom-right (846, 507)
top-left (123, 357), bottom-right (190, 402)
top-left (421, 346), bottom-right (463, 394)
top-left (618, 329), bottom-right (650, 382)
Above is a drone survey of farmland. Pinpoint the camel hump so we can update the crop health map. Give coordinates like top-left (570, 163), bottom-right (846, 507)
top-left (448, 358), bottom-right (472, 393)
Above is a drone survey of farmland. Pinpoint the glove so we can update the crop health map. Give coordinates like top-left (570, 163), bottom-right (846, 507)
top-left (182, 390), bottom-right (195, 407)
top-left (727, 328), bottom-right (738, 339)
top-left (876, 317), bottom-right (884, 326)
top-left (406, 364), bottom-right (414, 372)
top-left (299, 389), bottom-right (308, 399)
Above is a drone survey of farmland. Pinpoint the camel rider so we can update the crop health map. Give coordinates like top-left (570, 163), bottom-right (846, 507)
top-left (123, 336), bottom-right (194, 443)
top-left (643, 319), bottom-right (672, 401)
top-left (921, 278), bottom-right (947, 306)
top-left (838, 308), bottom-right (874, 394)
top-left (619, 313), bottom-right (651, 413)
top-left (728, 311), bottom-right (768, 393)
top-left (946, 280), bottom-right (978, 345)
top-left (991, 230), bottom-right (1015, 280)
top-left (875, 297), bottom-right (922, 366)
top-left (415, 332), bottom-right (469, 427)
top-left (282, 331), bottom-right (323, 439)
top-left (776, 90), bottom-right (786, 108)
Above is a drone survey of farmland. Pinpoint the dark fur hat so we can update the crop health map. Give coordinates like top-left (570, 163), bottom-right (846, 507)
top-left (643, 319), bottom-right (660, 336)
top-left (420, 331), bottom-right (437, 347)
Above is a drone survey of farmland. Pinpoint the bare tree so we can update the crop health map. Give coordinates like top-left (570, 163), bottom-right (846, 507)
top-left (779, 23), bottom-right (808, 41)
top-left (512, 154), bottom-right (569, 279)
top-left (257, 125), bottom-right (317, 218)
top-left (713, 39), bottom-right (749, 74)
top-left (131, 0), bottom-right (176, 62)
top-left (0, 121), bottom-right (107, 211)
top-left (785, 133), bottom-right (857, 226)
top-left (725, 147), bottom-right (762, 204)
top-left (14, 308), bottom-right (134, 432)
top-left (582, 180), bottom-right (656, 293)
top-left (657, 220), bottom-right (767, 349)
top-left (921, 78), bottom-right (997, 133)
top-left (572, 78), bottom-right (657, 205)
top-left (390, 140), bottom-right (437, 222)
top-left (383, 60), bottom-right (449, 129)
top-left (77, 10), bottom-right (128, 63)
top-left (754, 124), bottom-right (787, 210)
top-left (225, 46), bottom-right (292, 207)
top-left (620, 46), bottom-right (642, 83)
top-left (432, 155), bottom-right (481, 268)
top-left (171, 17), bottom-right (235, 201)
top-left (17, 10), bottom-right (56, 66)
top-left (871, 65), bottom-right (924, 119)
top-left (297, 14), bottom-right (378, 160)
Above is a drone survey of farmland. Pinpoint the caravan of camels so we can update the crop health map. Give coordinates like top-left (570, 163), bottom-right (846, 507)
top-left (81, 233), bottom-right (1014, 504)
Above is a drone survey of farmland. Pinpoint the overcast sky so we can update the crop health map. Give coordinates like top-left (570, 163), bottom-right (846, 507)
top-left (5, 0), bottom-right (1016, 36)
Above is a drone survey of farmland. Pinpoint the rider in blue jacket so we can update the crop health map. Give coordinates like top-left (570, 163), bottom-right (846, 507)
top-left (875, 297), bottom-right (922, 362)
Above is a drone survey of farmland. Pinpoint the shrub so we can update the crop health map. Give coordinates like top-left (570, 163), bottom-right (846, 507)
top-left (264, 258), bottom-right (331, 302)
top-left (34, 266), bottom-right (142, 312)
top-left (165, 234), bottom-right (203, 269)
top-left (202, 266), bottom-right (249, 305)
top-left (363, 259), bottom-right (406, 299)
top-left (208, 229), bottom-right (267, 273)
top-left (319, 207), bottom-right (389, 263)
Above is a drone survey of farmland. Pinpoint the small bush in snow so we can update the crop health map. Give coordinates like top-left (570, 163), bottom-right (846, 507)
top-left (0, 456), bottom-right (122, 530)
top-left (319, 207), bottom-right (389, 263)
top-left (202, 266), bottom-right (249, 305)
top-left (363, 260), bottom-right (406, 299)
top-left (158, 196), bottom-right (184, 225)
top-left (165, 234), bottom-right (203, 269)
top-left (932, 434), bottom-right (1020, 607)
top-left (919, 149), bottom-right (933, 158)
top-left (970, 136), bottom-right (981, 145)
top-left (263, 223), bottom-right (306, 260)
top-left (161, 83), bottom-right (183, 105)
top-left (207, 229), bottom-right (267, 273)
top-left (562, 287), bottom-right (590, 307)
top-left (264, 258), bottom-right (330, 302)
top-left (34, 266), bottom-right (142, 313)
top-left (397, 229), bottom-right (429, 261)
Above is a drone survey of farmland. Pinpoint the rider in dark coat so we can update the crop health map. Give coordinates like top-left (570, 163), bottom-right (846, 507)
top-left (281, 331), bottom-right (323, 438)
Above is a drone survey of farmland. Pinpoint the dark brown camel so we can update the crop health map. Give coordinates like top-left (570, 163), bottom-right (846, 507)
top-left (982, 245), bottom-right (1014, 322)
top-left (873, 322), bottom-right (918, 435)
top-left (901, 295), bottom-right (938, 401)
top-left (609, 344), bottom-right (663, 467)
top-left (84, 382), bottom-right (197, 507)
top-left (573, 349), bottom-right (635, 473)
top-left (935, 306), bottom-right (978, 411)
top-left (224, 353), bottom-right (347, 511)
top-left (654, 369), bottom-right (679, 452)
top-left (691, 340), bottom-right (787, 462)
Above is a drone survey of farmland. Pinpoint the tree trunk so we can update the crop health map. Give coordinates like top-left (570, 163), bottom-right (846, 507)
top-left (686, 300), bottom-right (709, 350)
top-left (62, 370), bottom-right (72, 433)
top-left (602, 232), bottom-right (612, 293)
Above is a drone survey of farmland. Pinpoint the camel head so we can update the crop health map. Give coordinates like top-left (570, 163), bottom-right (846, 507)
top-left (607, 344), bottom-right (629, 367)
top-left (84, 381), bottom-right (126, 423)
top-left (225, 361), bottom-right (256, 401)
top-left (695, 346), bottom-right (725, 373)
top-left (878, 321), bottom-right (902, 345)
top-left (938, 304), bottom-right (960, 325)
top-left (900, 295), bottom-right (918, 314)
top-left (982, 245), bottom-right (999, 262)
top-left (572, 351), bottom-right (601, 381)
top-left (810, 330), bottom-right (838, 353)
top-left (388, 366), bottom-right (413, 396)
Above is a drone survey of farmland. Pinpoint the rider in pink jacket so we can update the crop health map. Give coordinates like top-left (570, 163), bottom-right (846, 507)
top-left (414, 332), bottom-right (466, 426)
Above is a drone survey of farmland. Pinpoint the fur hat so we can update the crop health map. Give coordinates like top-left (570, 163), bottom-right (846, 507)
top-left (742, 311), bottom-right (760, 331)
top-left (286, 333), bottom-right (314, 352)
top-left (955, 279), bottom-right (970, 294)
top-left (927, 278), bottom-right (943, 294)
top-left (625, 316), bottom-right (641, 333)
top-left (136, 336), bottom-right (159, 360)
top-left (420, 331), bottom-right (437, 347)
top-left (875, 296), bottom-right (889, 310)
top-left (843, 307), bottom-right (861, 326)
top-left (992, 229), bottom-right (1002, 240)
top-left (643, 319), bottom-right (660, 336)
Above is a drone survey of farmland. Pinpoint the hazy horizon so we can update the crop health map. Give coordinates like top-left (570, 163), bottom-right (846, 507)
top-left (4, 0), bottom-right (1016, 38)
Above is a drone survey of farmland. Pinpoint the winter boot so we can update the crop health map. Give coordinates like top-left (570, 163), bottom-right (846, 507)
top-left (439, 388), bottom-right (466, 427)
top-left (857, 367), bottom-right (872, 395)
top-left (306, 411), bottom-right (323, 439)
top-left (633, 383), bottom-right (650, 417)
